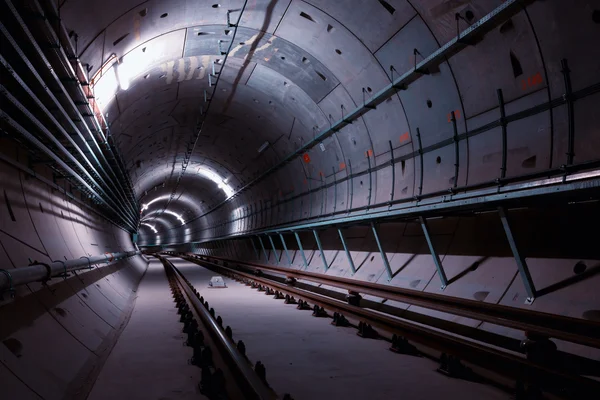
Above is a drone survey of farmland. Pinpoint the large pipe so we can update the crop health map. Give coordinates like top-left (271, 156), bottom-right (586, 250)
top-left (0, 251), bottom-right (141, 292)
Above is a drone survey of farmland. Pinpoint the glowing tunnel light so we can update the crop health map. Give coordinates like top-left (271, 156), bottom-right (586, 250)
top-left (197, 166), bottom-right (234, 198)
top-left (140, 222), bottom-right (158, 233)
top-left (142, 209), bottom-right (186, 226)
top-left (140, 195), bottom-right (168, 213)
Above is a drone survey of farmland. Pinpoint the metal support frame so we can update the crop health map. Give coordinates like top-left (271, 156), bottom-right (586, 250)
top-left (337, 228), bottom-right (356, 275)
top-left (293, 231), bottom-right (308, 270)
top-left (370, 222), bottom-right (393, 281)
top-left (419, 217), bottom-right (448, 289)
top-left (267, 235), bottom-right (279, 265)
top-left (257, 236), bottom-right (269, 263)
top-left (498, 207), bottom-right (536, 304)
top-left (279, 233), bottom-right (292, 266)
top-left (313, 229), bottom-right (328, 272)
top-left (249, 237), bottom-right (260, 260)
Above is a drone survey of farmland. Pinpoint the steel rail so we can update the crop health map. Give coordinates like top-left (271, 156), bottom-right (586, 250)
top-left (0, 251), bottom-right (140, 291)
top-left (182, 255), bottom-right (600, 398)
top-left (156, 255), bottom-right (275, 400)
top-left (3, 0), bottom-right (139, 224)
top-left (190, 255), bottom-right (600, 349)
top-left (152, 0), bottom-right (538, 231)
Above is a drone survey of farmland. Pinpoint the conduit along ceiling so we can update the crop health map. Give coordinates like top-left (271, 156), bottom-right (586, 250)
top-left (2, 0), bottom-right (600, 247)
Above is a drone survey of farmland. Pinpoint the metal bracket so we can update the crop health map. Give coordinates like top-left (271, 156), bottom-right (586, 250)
top-left (371, 222), bottom-right (392, 281)
top-left (293, 231), bottom-right (308, 270)
top-left (313, 229), bottom-right (328, 272)
top-left (498, 207), bottom-right (536, 304)
top-left (419, 217), bottom-right (448, 289)
top-left (337, 228), bottom-right (356, 275)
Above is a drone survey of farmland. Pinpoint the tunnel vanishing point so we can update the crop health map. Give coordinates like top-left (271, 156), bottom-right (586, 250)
top-left (1, 0), bottom-right (600, 399)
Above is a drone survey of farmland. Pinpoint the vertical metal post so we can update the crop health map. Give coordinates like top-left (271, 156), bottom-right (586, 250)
top-left (257, 236), bottom-right (269, 263)
top-left (419, 216), bottom-right (448, 289)
top-left (388, 140), bottom-right (395, 204)
top-left (337, 228), bottom-right (356, 275)
top-left (313, 229), bottom-right (328, 272)
top-left (497, 89), bottom-right (508, 179)
top-left (416, 128), bottom-right (424, 197)
top-left (293, 231), bottom-right (308, 269)
top-left (498, 207), bottom-right (536, 303)
top-left (279, 233), bottom-right (292, 266)
top-left (268, 235), bottom-right (279, 264)
top-left (451, 111), bottom-right (459, 189)
top-left (370, 222), bottom-right (392, 281)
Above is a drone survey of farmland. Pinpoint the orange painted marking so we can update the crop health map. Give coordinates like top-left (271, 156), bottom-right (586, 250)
top-left (303, 153), bottom-right (311, 163)
top-left (319, 170), bottom-right (324, 177)
top-left (447, 110), bottom-right (461, 123)
top-left (303, 178), bottom-right (308, 185)
top-left (366, 149), bottom-right (373, 157)
top-left (399, 132), bottom-right (410, 142)
top-left (521, 72), bottom-right (543, 91)
top-left (339, 162), bottom-right (346, 170)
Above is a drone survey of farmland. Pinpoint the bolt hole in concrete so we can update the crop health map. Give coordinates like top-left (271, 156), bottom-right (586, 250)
top-left (2, 338), bottom-right (23, 358)
top-left (427, 99), bottom-right (433, 108)
top-left (335, 49), bottom-right (342, 55)
top-left (573, 261), bottom-right (587, 275)
top-left (138, 8), bottom-right (148, 17)
top-left (160, 13), bottom-right (168, 18)
top-left (465, 10), bottom-right (475, 21)
top-left (436, 156), bottom-right (442, 164)
top-left (370, 255), bottom-right (375, 262)
top-left (54, 307), bottom-right (67, 317)
top-left (212, 4), bottom-right (220, 8)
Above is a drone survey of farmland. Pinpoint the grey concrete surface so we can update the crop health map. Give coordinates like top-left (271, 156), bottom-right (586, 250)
top-left (87, 259), bottom-right (206, 400)
top-left (169, 257), bottom-right (509, 400)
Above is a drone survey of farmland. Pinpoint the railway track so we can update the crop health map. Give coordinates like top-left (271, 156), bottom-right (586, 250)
top-left (165, 252), bottom-right (600, 399)
top-left (156, 255), bottom-right (282, 400)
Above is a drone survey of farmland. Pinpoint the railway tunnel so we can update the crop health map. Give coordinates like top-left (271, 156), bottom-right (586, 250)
top-left (1, 0), bottom-right (600, 398)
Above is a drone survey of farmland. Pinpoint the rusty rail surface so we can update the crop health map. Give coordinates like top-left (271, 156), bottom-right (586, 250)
top-left (190, 254), bottom-right (600, 349)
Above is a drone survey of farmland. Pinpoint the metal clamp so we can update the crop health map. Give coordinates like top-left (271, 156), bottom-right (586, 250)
top-left (79, 256), bottom-right (93, 269)
top-left (52, 260), bottom-right (68, 279)
top-left (0, 269), bottom-right (15, 300)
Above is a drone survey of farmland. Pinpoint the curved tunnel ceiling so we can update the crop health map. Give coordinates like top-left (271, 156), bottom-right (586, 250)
top-left (58, 0), bottom-right (600, 246)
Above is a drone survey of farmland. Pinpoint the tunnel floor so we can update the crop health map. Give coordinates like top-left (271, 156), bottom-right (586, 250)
top-left (89, 256), bottom-right (510, 399)
top-left (87, 258), bottom-right (205, 400)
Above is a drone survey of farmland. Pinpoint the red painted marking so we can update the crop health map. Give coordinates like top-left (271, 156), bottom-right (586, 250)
top-left (447, 110), bottom-right (461, 123)
top-left (521, 72), bottom-right (543, 91)
top-left (366, 149), bottom-right (373, 157)
top-left (339, 162), bottom-right (346, 170)
top-left (319, 171), bottom-right (324, 177)
top-left (303, 178), bottom-right (308, 184)
top-left (303, 153), bottom-right (311, 163)
top-left (399, 132), bottom-right (409, 142)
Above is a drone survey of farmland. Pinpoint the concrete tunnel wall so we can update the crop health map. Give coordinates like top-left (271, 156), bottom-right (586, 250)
top-left (1, 0), bottom-right (600, 398)
top-left (129, 0), bottom-right (600, 247)
top-left (0, 147), bottom-right (149, 400)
